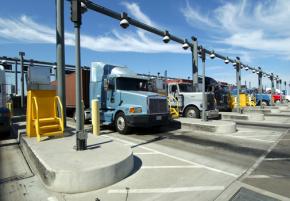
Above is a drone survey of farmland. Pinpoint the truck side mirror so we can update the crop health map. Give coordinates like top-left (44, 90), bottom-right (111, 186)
top-left (104, 79), bottom-right (109, 91)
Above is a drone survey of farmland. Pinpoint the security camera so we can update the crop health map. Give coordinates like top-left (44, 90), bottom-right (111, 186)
top-left (182, 41), bottom-right (189, 50)
top-left (163, 35), bottom-right (170, 43)
top-left (120, 18), bottom-right (129, 29)
top-left (120, 12), bottom-right (129, 29)
top-left (224, 58), bottom-right (229, 64)
top-left (210, 51), bottom-right (215, 59)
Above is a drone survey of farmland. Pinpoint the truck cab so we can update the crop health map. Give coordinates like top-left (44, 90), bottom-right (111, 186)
top-left (90, 62), bottom-right (169, 134)
top-left (166, 80), bottom-right (219, 119)
top-left (0, 65), bottom-right (11, 135)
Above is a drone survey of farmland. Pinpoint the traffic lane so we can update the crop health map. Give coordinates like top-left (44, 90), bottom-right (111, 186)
top-left (243, 130), bottom-right (290, 198)
top-left (118, 126), bottom-right (284, 172)
top-left (64, 133), bottom-right (237, 201)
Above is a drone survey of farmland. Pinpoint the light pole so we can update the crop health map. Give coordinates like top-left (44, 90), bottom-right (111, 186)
top-left (56, 0), bottom-right (67, 127)
top-left (71, 0), bottom-right (87, 150)
top-left (235, 57), bottom-right (241, 113)
top-left (19, 51), bottom-right (25, 108)
top-left (200, 47), bottom-right (207, 121)
top-left (191, 36), bottom-right (198, 92)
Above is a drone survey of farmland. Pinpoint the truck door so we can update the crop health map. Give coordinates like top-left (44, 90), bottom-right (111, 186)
top-left (106, 78), bottom-right (117, 109)
top-left (168, 84), bottom-right (182, 107)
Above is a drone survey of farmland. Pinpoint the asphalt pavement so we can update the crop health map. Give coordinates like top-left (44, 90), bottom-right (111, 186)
top-left (1, 115), bottom-right (290, 201)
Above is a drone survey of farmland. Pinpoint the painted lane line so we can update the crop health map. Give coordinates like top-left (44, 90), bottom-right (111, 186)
top-left (134, 152), bottom-right (159, 155)
top-left (247, 174), bottom-right (290, 179)
top-left (264, 158), bottom-right (290, 161)
top-left (232, 136), bottom-right (275, 143)
top-left (141, 165), bottom-right (201, 169)
top-left (108, 186), bottom-right (225, 194)
top-left (108, 136), bottom-right (239, 178)
top-left (240, 129), bottom-right (289, 180)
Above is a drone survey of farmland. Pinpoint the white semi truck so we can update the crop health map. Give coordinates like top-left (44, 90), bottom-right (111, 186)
top-left (150, 78), bottom-right (220, 119)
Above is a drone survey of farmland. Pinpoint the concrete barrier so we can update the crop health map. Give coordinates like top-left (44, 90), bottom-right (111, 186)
top-left (20, 133), bottom-right (134, 193)
top-left (221, 112), bottom-right (264, 121)
top-left (178, 118), bottom-right (237, 134)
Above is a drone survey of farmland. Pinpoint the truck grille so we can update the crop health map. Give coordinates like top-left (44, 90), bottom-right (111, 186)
top-left (148, 97), bottom-right (168, 114)
top-left (206, 93), bottom-right (216, 110)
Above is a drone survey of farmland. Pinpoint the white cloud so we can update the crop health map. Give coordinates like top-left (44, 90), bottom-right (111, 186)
top-left (182, 0), bottom-right (290, 59)
top-left (0, 2), bottom-right (185, 54)
top-left (122, 2), bottom-right (155, 27)
top-left (181, 1), bottom-right (217, 29)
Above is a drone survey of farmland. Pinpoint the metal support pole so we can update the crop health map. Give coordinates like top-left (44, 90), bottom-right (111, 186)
top-left (236, 58), bottom-right (241, 113)
top-left (19, 52), bottom-right (25, 108)
top-left (15, 61), bottom-right (18, 95)
top-left (56, 0), bottom-right (67, 127)
top-left (201, 48), bottom-right (207, 121)
top-left (72, 0), bottom-right (86, 151)
top-left (75, 25), bottom-right (86, 150)
top-left (258, 67), bottom-right (262, 109)
top-left (270, 74), bottom-right (274, 106)
top-left (191, 37), bottom-right (198, 92)
top-left (279, 80), bottom-right (282, 103)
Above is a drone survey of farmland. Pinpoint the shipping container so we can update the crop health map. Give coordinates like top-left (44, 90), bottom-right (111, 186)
top-left (51, 69), bottom-right (90, 118)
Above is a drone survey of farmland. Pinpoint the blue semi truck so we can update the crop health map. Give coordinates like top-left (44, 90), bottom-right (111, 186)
top-left (90, 62), bottom-right (170, 134)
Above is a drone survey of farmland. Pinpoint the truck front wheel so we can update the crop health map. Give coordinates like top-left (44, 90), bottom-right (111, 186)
top-left (184, 106), bottom-right (200, 118)
top-left (115, 112), bottom-right (130, 134)
top-left (261, 100), bottom-right (269, 106)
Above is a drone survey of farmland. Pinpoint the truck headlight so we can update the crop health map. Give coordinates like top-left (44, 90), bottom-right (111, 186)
top-left (129, 107), bottom-right (142, 113)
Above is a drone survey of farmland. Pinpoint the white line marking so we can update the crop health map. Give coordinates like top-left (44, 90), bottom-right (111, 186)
top-left (47, 197), bottom-right (59, 201)
top-left (247, 175), bottom-right (289, 179)
top-left (108, 186), bottom-right (225, 194)
top-left (108, 136), bottom-right (239, 177)
top-left (232, 136), bottom-right (275, 143)
top-left (264, 158), bottom-right (290, 161)
top-left (240, 129), bottom-right (289, 180)
top-left (134, 152), bottom-right (159, 155)
top-left (141, 165), bottom-right (200, 169)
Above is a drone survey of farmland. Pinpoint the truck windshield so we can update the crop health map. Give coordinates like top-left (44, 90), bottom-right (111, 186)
top-left (179, 83), bottom-right (193, 92)
top-left (116, 77), bottom-right (148, 91)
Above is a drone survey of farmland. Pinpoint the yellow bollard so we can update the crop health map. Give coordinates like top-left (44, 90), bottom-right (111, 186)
top-left (6, 102), bottom-right (13, 116)
top-left (91, 99), bottom-right (100, 136)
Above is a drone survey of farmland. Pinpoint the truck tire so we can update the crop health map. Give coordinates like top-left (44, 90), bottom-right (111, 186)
top-left (184, 106), bottom-right (200, 118)
top-left (115, 112), bottom-right (130, 134)
top-left (73, 112), bottom-right (88, 123)
top-left (261, 100), bottom-right (269, 106)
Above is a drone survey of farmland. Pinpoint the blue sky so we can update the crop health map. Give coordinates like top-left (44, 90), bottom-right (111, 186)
top-left (1, 0), bottom-right (290, 90)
